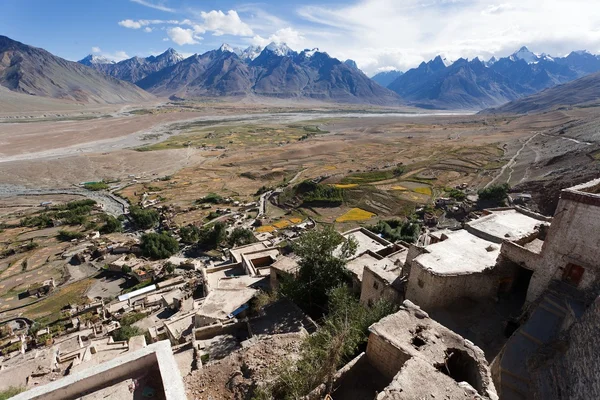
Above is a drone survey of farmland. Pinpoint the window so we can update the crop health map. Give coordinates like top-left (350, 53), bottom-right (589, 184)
top-left (373, 281), bottom-right (379, 290)
top-left (563, 263), bottom-right (585, 286)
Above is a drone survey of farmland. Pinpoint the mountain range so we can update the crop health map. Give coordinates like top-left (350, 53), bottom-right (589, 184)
top-left (482, 71), bottom-right (600, 114)
top-left (371, 70), bottom-right (404, 87)
top-left (383, 47), bottom-right (600, 110)
top-left (82, 43), bottom-right (401, 106)
top-left (0, 35), bottom-right (153, 104)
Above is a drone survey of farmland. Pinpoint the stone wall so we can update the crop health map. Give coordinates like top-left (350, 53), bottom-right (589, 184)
top-left (360, 265), bottom-right (403, 307)
top-left (366, 332), bottom-right (411, 380)
top-left (405, 264), bottom-right (498, 311)
top-left (530, 296), bottom-right (600, 400)
top-left (526, 194), bottom-right (600, 303)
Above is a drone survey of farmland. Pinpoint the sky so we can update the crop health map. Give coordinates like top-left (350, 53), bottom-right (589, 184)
top-left (2, 0), bottom-right (600, 76)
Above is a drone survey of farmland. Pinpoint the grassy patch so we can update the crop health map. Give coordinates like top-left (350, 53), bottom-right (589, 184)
top-left (256, 225), bottom-right (275, 233)
top-left (23, 279), bottom-right (93, 321)
top-left (333, 183), bottom-right (358, 189)
top-left (414, 187), bottom-right (432, 196)
top-left (0, 386), bottom-right (25, 399)
top-left (336, 208), bottom-right (376, 222)
top-left (83, 181), bottom-right (109, 191)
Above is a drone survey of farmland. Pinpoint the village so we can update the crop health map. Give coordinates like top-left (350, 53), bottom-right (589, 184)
top-left (0, 172), bottom-right (599, 400)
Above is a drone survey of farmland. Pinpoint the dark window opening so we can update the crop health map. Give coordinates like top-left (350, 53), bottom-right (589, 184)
top-left (373, 281), bottom-right (379, 290)
top-left (563, 263), bottom-right (585, 287)
top-left (412, 336), bottom-right (426, 348)
top-left (434, 348), bottom-right (484, 395)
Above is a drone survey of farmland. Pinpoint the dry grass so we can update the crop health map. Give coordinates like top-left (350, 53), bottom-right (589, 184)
top-left (336, 208), bottom-right (376, 222)
top-left (23, 278), bottom-right (93, 320)
top-left (256, 226), bottom-right (275, 233)
top-left (289, 217), bottom-right (303, 224)
top-left (391, 185), bottom-right (407, 191)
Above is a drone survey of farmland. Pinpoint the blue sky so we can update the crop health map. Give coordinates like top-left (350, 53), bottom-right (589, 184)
top-left (2, 0), bottom-right (600, 75)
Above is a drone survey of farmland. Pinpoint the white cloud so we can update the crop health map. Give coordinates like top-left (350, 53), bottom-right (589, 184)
top-left (130, 0), bottom-right (174, 13)
top-left (293, 0), bottom-right (600, 75)
top-left (167, 27), bottom-right (201, 45)
top-left (144, 27), bottom-right (153, 33)
top-left (119, 19), bottom-right (144, 29)
top-left (91, 46), bottom-right (101, 53)
top-left (197, 10), bottom-right (253, 36)
top-left (252, 28), bottom-right (305, 48)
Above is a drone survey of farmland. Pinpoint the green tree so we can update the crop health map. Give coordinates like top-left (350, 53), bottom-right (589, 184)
top-left (179, 225), bottom-right (201, 245)
top-left (100, 215), bottom-right (122, 234)
top-left (121, 265), bottom-right (132, 274)
top-left (478, 183), bottom-right (510, 205)
top-left (112, 325), bottom-right (142, 342)
top-left (129, 206), bottom-right (160, 229)
top-left (368, 219), bottom-right (420, 243)
top-left (280, 226), bottom-right (357, 315)
top-left (263, 287), bottom-right (397, 399)
top-left (140, 232), bottom-right (179, 259)
top-left (228, 227), bottom-right (257, 247)
top-left (197, 222), bottom-right (227, 249)
top-left (164, 261), bottom-right (175, 274)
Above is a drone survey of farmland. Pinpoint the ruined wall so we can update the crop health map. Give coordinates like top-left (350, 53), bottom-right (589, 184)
top-left (530, 296), bottom-right (600, 400)
top-left (500, 241), bottom-right (540, 271)
top-left (360, 266), bottom-right (403, 307)
top-left (405, 264), bottom-right (497, 311)
top-left (366, 332), bottom-right (411, 380)
top-left (527, 194), bottom-right (600, 303)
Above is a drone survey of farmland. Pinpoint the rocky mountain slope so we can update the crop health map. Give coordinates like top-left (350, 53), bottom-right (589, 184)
top-left (386, 47), bottom-right (600, 110)
top-left (137, 43), bottom-right (401, 105)
top-left (79, 48), bottom-right (184, 84)
top-left (371, 70), bottom-right (403, 87)
top-left (481, 71), bottom-right (600, 114)
top-left (0, 35), bottom-right (153, 104)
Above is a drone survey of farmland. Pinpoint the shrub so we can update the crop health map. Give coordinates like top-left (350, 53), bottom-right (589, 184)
top-left (141, 232), bottom-right (179, 259)
top-left (446, 188), bottom-right (466, 201)
top-left (83, 182), bottom-right (108, 191)
top-left (197, 193), bottom-right (224, 204)
top-left (228, 227), bottom-right (257, 247)
top-left (179, 225), bottom-right (201, 245)
top-left (112, 325), bottom-right (142, 342)
top-left (368, 219), bottom-right (420, 243)
top-left (478, 183), bottom-right (510, 204)
top-left (121, 265), bottom-right (132, 274)
top-left (129, 206), bottom-right (159, 229)
top-left (100, 215), bottom-right (122, 234)
top-left (57, 230), bottom-right (84, 241)
top-left (120, 312), bottom-right (146, 326)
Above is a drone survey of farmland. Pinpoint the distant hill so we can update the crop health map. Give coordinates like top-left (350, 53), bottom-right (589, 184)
top-left (371, 70), bottom-right (403, 87)
top-left (0, 35), bottom-right (153, 104)
top-left (137, 43), bottom-right (401, 106)
top-left (386, 47), bottom-right (600, 110)
top-left (480, 71), bottom-right (600, 114)
top-left (79, 48), bottom-right (184, 84)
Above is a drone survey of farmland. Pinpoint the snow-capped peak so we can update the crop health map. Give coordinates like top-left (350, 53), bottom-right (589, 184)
top-left (302, 48), bottom-right (319, 58)
top-left (240, 45), bottom-right (262, 61)
top-left (78, 54), bottom-right (115, 66)
top-left (511, 46), bottom-right (540, 64)
top-left (219, 43), bottom-right (238, 54)
top-left (442, 57), bottom-right (453, 67)
top-left (158, 48), bottom-right (184, 62)
top-left (264, 42), bottom-right (294, 57)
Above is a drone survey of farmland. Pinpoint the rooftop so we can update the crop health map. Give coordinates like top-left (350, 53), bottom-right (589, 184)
top-left (229, 242), bottom-right (270, 263)
top-left (466, 209), bottom-right (547, 243)
top-left (415, 230), bottom-right (499, 275)
top-left (270, 255), bottom-right (300, 274)
top-left (346, 252), bottom-right (395, 281)
top-left (341, 227), bottom-right (392, 257)
top-left (196, 288), bottom-right (256, 320)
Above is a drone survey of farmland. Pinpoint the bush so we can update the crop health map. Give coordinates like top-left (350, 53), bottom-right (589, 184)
top-left (121, 265), bottom-right (132, 274)
top-left (112, 325), bottom-right (142, 342)
top-left (141, 232), bottom-right (179, 259)
top-left (84, 182), bottom-right (108, 191)
top-left (120, 312), bottom-right (146, 326)
top-left (446, 188), bottom-right (466, 201)
top-left (228, 228), bottom-right (257, 247)
top-left (368, 219), bottom-right (420, 243)
top-left (25, 241), bottom-right (39, 251)
top-left (179, 225), bottom-right (201, 245)
top-left (100, 215), bottom-right (122, 234)
top-left (478, 183), bottom-right (510, 204)
top-left (197, 193), bottom-right (224, 204)
top-left (129, 206), bottom-right (160, 229)
top-left (296, 181), bottom-right (344, 206)
top-left (57, 230), bottom-right (84, 241)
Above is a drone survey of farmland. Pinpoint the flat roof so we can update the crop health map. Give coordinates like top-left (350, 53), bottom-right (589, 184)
top-left (467, 209), bottom-right (545, 242)
top-left (270, 256), bottom-right (299, 274)
top-left (345, 253), bottom-right (395, 281)
top-left (196, 288), bottom-right (256, 320)
top-left (229, 242), bottom-right (270, 263)
top-left (415, 230), bottom-right (499, 275)
top-left (341, 228), bottom-right (391, 257)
